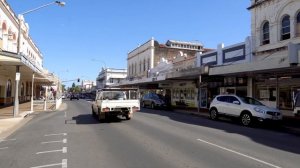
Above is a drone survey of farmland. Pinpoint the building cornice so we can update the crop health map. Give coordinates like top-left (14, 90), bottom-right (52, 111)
top-left (247, 0), bottom-right (271, 10)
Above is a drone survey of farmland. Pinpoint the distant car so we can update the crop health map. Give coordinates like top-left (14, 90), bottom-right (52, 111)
top-left (209, 95), bottom-right (282, 126)
top-left (70, 94), bottom-right (79, 100)
top-left (141, 93), bottom-right (166, 109)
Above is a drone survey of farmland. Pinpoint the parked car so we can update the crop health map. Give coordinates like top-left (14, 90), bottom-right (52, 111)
top-left (209, 95), bottom-right (282, 126)
top-left (141, 93), bottom-right (166, 109)
top-left (70, 94), bottom-right (79, 100)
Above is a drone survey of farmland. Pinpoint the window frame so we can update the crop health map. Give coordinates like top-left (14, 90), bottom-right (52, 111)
top-left (281, 15), bottom-right (291, 41)
top-left (262, 21), bottom-right (270, 45)
top-left (296, 11), bottom-right (300, 37)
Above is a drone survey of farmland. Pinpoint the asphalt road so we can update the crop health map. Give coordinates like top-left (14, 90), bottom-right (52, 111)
top-left (1, 99), bottom-right (300, 168)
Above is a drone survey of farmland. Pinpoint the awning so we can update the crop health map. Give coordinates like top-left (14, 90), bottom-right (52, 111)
top-left (0, 51), bottom-right (57, 84)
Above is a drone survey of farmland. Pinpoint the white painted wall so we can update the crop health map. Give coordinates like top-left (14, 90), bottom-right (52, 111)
top-left (250, 0), bottom-right (300, 53)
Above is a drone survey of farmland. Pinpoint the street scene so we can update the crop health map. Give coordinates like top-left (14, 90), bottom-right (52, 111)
top-left (1, 100), bottom-right (300, 168)
top-left (1, 0), bottom-right (300, 167)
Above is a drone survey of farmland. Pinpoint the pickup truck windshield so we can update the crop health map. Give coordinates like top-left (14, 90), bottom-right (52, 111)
top-left (103, 91), bottom-right (126, 100)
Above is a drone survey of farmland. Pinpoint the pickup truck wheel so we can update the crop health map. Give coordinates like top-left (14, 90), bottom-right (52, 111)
top-left (92, 108), bottom-right (96, 117)
top-left (126, 113), bottom-right (132, 120)
top-left (98, 110), bottom-right (105, 121)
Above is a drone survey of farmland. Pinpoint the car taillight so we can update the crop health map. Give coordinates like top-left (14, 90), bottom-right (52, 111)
top-left (102, 107), bottom-right (110, 112)
top-left (132, 106), bottom-right (139, 112)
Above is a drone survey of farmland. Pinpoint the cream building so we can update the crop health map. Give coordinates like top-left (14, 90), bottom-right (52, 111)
top-left (0, 0), bottom-right (60, 112)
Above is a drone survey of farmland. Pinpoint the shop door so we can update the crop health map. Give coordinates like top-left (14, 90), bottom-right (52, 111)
top-left (199, 88), bottom-right (207, 108)
top-left (292, 88), bottom-right (300, 108)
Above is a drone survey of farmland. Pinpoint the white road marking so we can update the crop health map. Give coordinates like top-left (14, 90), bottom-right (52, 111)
top-left (41, 139), bottom-right (67, 144)
top-left (36, 147), bottom-right (67, 155)
top-left (44, 133), bottom-right (67, 137)
top-left (0, 147), bottom-right (8, 150)
top-left (197, 138), bottom-right (281, 168)
top-left (62, 159), bottom-right (67, 168)
top-left (30, 159), bottom-right (67, 168)
top-left (0, 138), bottom-right (16, 142)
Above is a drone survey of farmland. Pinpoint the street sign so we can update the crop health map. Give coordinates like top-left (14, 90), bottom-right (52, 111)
top-left (16, 72), bottom-right (20, 81)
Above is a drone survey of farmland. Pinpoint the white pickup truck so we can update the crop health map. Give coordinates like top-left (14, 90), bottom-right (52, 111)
top-left (91, 88), bottom-right (140, 121)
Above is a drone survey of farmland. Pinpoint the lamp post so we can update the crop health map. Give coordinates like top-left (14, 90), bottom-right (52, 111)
top-left (17, 1), bottom-right (65, 54)
top-left (13, 1), bottom-right (65, 117)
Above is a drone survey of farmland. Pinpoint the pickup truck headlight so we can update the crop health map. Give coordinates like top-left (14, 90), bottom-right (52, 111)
top-left (254, 107), bottom-right (266, 114)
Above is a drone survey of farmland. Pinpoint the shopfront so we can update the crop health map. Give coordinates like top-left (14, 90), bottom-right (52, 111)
top-left (172, 81), bottom-right (197, 108)
top-left (254, 75), bottom-right (300, 110)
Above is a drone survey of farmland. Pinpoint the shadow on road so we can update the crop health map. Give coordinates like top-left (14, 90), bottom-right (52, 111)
top-left (139, 108), bottom-right (300, 155)
top-left (70, 114), bottom-right (124, 124)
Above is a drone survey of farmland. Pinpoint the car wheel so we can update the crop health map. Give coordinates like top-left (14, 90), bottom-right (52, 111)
top-left (240, 112), bottom-right (252, 126)
top-left (151, 103), bottom-right (155, 109)
top-left (209, 108), bottom-right (218, 120)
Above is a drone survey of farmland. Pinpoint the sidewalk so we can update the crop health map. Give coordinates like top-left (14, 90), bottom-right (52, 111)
top-left (0, 102), bottom-right (33, 137)
top-left (0, 101), bottom-right (66, 138)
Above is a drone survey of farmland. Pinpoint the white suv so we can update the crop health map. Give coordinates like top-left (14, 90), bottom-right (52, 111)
top-left (209, 95), bottom-right (282, 126)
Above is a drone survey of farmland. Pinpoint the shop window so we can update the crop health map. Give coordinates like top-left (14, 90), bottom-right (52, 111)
top-left (262, 21), bottom-right (270, 45)
top-left (187, 89), bottom-right (191, 99)
top-left (191, 89), bottom-right (195, 99)
top-left (281, 15), bottom-right (290, 40)
top-left (21, 83), bottom-right (24, 96)
top-left (279, 88), bottom-right (292, 110)
top-left (257, 87), bottom-right (277, 101)
top-left (296, 12), bottom-right (300, 37)
top-left (6, 79), bottom-right (11, 97)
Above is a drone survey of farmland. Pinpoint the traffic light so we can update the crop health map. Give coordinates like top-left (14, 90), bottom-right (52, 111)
top-left (77, 78), bottom-right (80, 82)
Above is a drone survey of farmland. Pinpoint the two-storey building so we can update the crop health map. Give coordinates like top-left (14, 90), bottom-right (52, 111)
top-left (0, 0), bottom-right (59, 111)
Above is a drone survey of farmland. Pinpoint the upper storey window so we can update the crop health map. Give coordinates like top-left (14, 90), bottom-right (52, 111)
top-left (296, 12), bottom-right (300, 37)
top-left (262, 21), bottom-right (270, 45)
top-left (281, 15), bottom-right (290, 40)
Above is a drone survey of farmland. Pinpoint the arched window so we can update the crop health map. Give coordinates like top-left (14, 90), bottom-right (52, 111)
top-left (2, 22), bottom-right (7, 32)
top-left (6, 79), bottom-right (11, 97)
top-left (262, 21), bottom-right (270, 45)
top-left (281, 15), bottom-right (290, 40)
top-left (296, 12), bottom-right (300, 37)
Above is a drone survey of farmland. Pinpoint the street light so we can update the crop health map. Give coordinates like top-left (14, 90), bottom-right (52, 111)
top-left (17, 1), bottom-right (66, 54)
top-left (13, 1), bottom-right (65, 117)
top-left (91, 58), bottom-right (107, 69)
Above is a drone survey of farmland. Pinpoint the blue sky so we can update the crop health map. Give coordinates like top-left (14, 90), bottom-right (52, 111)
top-left (7, 0), bottom-right (251, 86)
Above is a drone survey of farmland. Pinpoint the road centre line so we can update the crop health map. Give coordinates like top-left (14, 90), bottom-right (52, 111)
top-left (30, 159), bottom-right (67, 168)
top-left (36, 147), bottom-right (67, 155)
top-left (41, 139), bottom-right (67, 144)
top-left (196, 138), bottom-right (281, 168)
top-left (44, 133), bottom-right (67, 137)
top-left (0, 147), bottom-right (8, 150)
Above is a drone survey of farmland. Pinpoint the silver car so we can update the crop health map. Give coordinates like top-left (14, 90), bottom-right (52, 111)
top-left (209, 95), bottom-right (282, 126)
